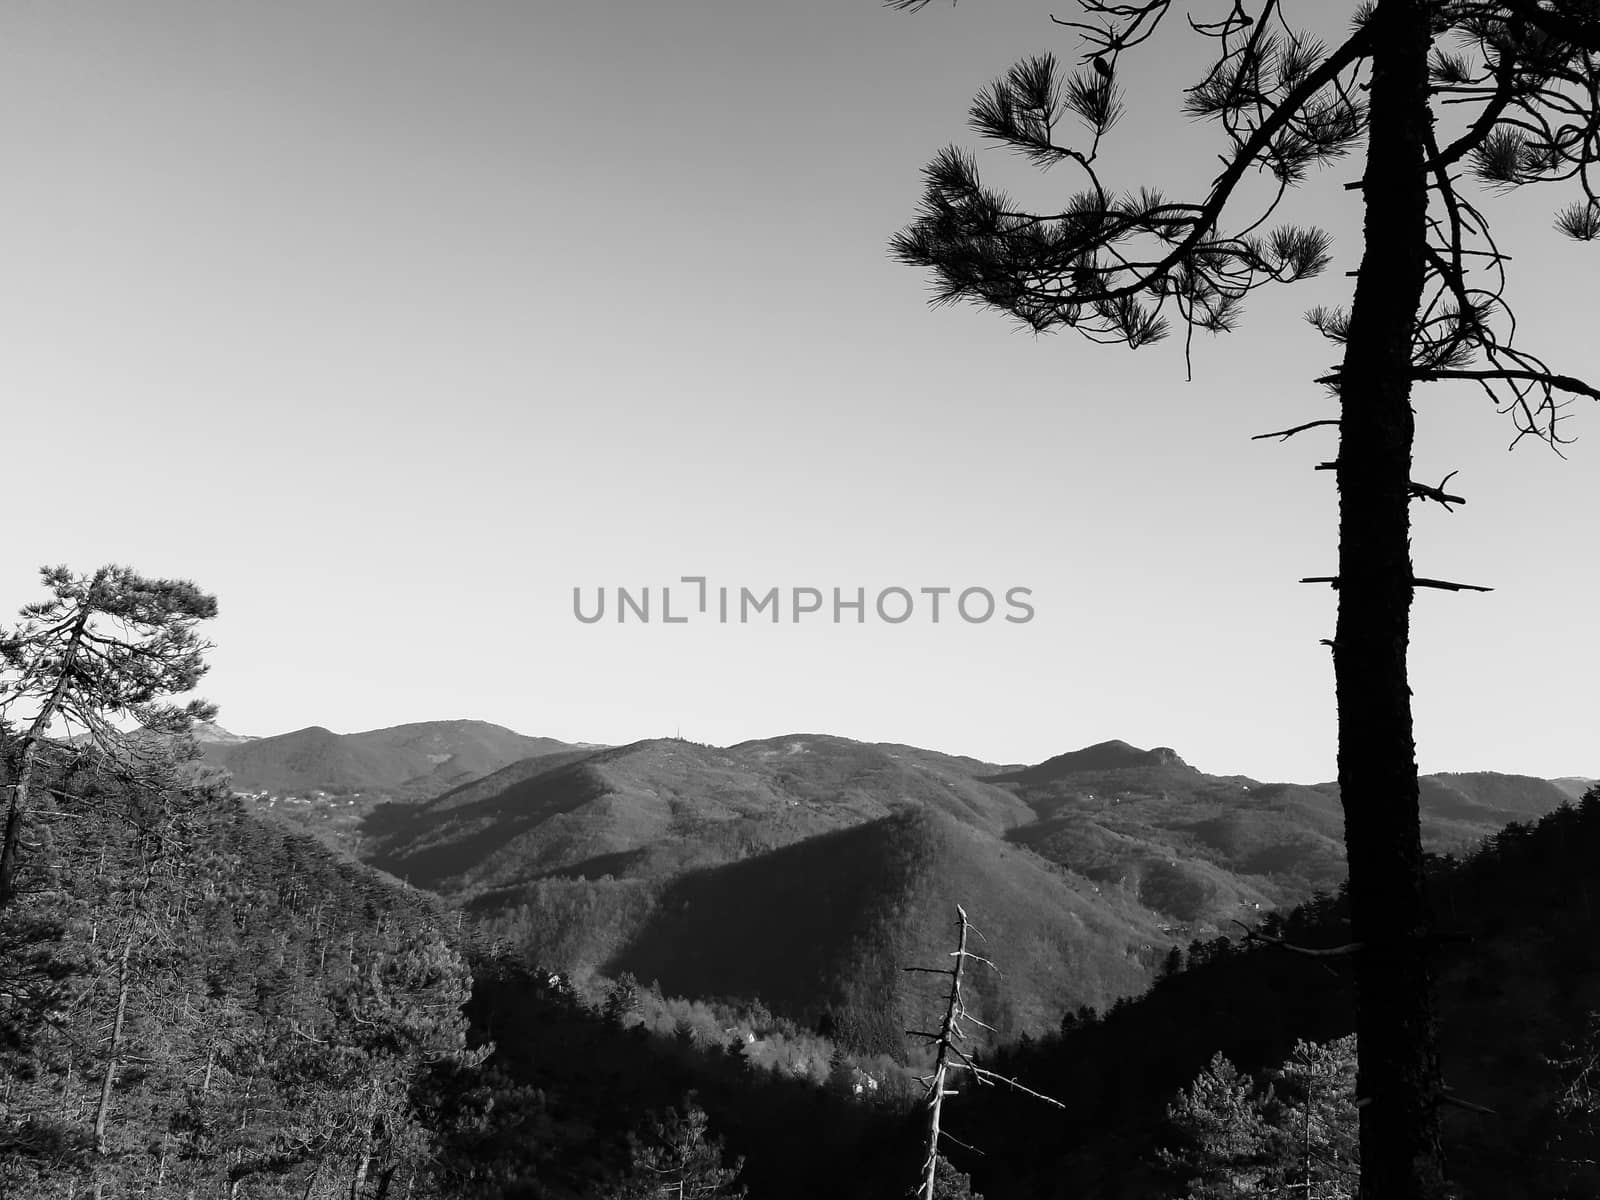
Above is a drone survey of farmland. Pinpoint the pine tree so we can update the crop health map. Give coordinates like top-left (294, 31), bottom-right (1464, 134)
top-left (606, 1095), bottom-right (747, 1200)
top-left (1160, 1052), bottom-right (1275, 1198)
top-left (1162, 1037), bottom-right (1361, 1199)
top-left (0, 564), bottom-right (218, 912)
top-left (605, 972), bottom-right (643, 1027)
top-left (887, 4), bottom-right (1600, 1194)
top-left (931, 1153), bottom-right (985, 1199)
top-left (827, 1044), bottom-right (859, 1098)
top-left (1263, 1036), bottom-right (1361, 1200)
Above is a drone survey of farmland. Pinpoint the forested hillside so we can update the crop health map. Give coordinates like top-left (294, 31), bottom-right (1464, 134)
top-left (2, 566), bottom-right (1593, 1200)
top-left (356, 731), bottom-right (1579, 1053)
top-left (604, 809), bottom-right (1160, 1053)
top-left (0, 737), bottom-right (948, 1200)
top-left (203, 720), bottom-right (581, 801)
top-left (944, 786), bottom-right (1600, 1200)
top-left (0, 753), bottom-right (482, 1199)
top-left (4, 722), bottom-right (1597, 1199)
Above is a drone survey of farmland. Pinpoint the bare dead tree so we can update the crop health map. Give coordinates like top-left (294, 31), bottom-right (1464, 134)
top-left (905, 906), bottom-right (1064, 1199)
top-left (906, 906), bottom-right (971, 1200)
top-left (887, 3), bottom-right (1600, 1196)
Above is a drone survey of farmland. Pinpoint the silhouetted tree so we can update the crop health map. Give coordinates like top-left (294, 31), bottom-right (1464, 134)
top-left (888, 3), bottom-right (1600, 1195)
top-left (1059, 1003), bottom-right (1098, 1036)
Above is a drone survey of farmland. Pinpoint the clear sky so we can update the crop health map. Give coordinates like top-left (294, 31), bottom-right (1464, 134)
top-left (2, 0), bottom-right (1594, 783)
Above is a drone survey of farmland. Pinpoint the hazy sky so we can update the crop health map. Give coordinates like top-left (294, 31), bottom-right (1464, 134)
top-left (2, 0), bottom-right (1595, 782)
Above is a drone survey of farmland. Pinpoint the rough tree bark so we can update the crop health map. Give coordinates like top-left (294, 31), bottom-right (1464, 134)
top-left (1333, 1), bottom-right (1446, 1195)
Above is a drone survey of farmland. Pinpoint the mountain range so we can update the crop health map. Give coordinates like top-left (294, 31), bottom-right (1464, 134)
top-left (194, 720), bottom-right (1579, 1053)
top-left (196, 718), bottom-right (584, 801)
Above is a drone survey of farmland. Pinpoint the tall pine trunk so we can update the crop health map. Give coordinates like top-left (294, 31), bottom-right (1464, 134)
top-left (350, 1079), bottom-right (381, 1200)
top-left (1333, 1), bottom-right (1446, 1196)
top-left (93, 928), bottom-right (136, 1156)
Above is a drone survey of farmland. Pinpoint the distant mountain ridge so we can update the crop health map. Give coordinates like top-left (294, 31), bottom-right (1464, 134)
top-left (355, 732), bottom-right (1591, 915)
top-left (1551, 776), bottom-right (1599, 800)
top-left (181, 713), bottom-right (1589, 1048)
top-left (355, 732), bottom-right (1588, 1050)
top-left (189, 720), bottom-right (255, 746)
top-left (364, 735), bottom-right (1167, 1051)
top-left (202, 719), bottom-right (583, 801)
top-left (367, 734), bottom-right (1039, 893)
top-left (986, 739), bottom-right (1192, 783)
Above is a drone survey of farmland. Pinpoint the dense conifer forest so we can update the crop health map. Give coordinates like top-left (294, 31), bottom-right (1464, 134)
top-left (3, 712), bottom-right (1596, 1197)
top-left (953, 790), bottom-right (1600, 1199)
top-left (0, 561), bottom-right (1593, 1199)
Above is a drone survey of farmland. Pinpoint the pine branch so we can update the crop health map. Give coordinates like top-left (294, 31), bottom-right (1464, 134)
top-left (1411, 367), bottom-right (1600, 401)
top-left (1252, 419), bottom-right (1339, 441)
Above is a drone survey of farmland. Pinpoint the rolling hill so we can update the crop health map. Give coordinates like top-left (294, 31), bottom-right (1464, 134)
top-left (1551, 775), bottom-right (1599, 801)
top-left (202, 718), bottom-right (582, 801)
top-left (989, 750), bottom-right (1582, 919)
top-left (356, 732), bottom-right (1585, 1049)
top-left (609, 808), bottom-right (1162, 1054)
top-left (365, 734), bottom-right (1035, 894)
top-left (946, 783), bottom-right (1600, 1200)
top-left (364, 736), bottom-right (1162, 1046)
top-left (189, 720), bottom-right (255, 746)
